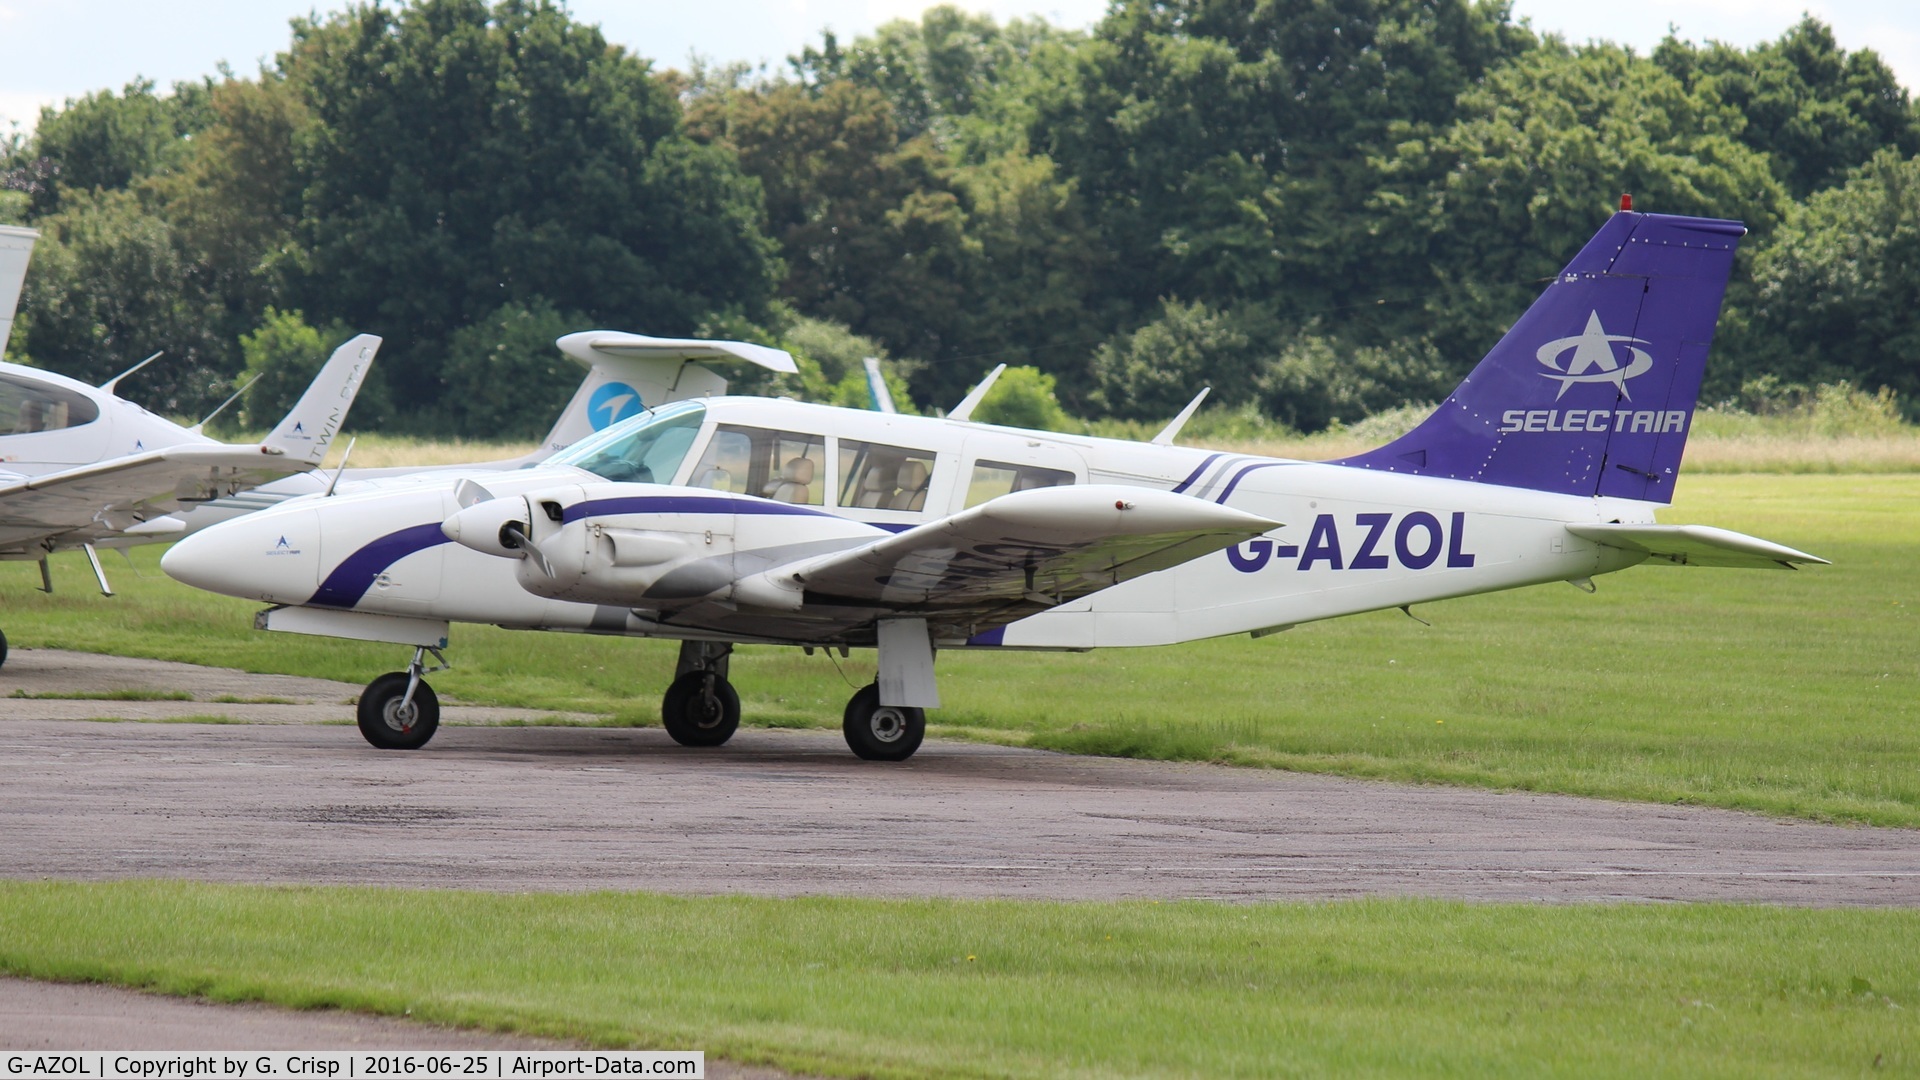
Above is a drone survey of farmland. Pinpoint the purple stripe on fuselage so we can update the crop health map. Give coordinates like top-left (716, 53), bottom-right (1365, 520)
top-left (967, 626), bottom-right (1006, 646)
top-left (1170, 453), bottom-right (1223, 494)
top-left (1215, 462), bottom-right (1292, 504)
top-left (310, 522), bottom-right (451, 608)
top-left (561, 495), bottom-right (836, 524)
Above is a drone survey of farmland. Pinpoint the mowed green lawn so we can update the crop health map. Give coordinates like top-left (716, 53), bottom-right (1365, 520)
top-left (2, 474), bottom-right (1913, 825)
top-left (1, 881), bottom-right (1914, 1079)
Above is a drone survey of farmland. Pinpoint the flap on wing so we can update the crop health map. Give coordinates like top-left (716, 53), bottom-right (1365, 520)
top-left (1566, 523), bottom-right (1828, 569)
top-left (783, 485), bottom-right (1277, 612)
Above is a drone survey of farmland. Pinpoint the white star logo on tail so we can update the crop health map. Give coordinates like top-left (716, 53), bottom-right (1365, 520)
top-left (1536, 311), bottom-right (1653, 399)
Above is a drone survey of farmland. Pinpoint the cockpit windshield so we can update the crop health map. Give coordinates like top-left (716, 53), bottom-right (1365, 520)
top-left (546, 401), bottom-right (705, 483)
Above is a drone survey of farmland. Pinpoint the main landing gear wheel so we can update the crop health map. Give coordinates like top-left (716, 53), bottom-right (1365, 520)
top-left (661, 669), bottom-right (740, 747)
top-left (842, 682), bottom-right (925, 762)
top-left (0, 628), bottom-right (9, 671)
top-left (357, 671), bottom-right (440, 750)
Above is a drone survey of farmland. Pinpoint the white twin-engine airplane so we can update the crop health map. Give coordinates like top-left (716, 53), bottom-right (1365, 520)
top-left (162, 207), bottom-right (1826, 760)
top-left (0, 226), bottom-right (381, 666)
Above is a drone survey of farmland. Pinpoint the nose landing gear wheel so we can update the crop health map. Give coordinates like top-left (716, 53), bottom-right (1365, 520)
top-left (661, 670), bottom-right (740, 747)
top-left (842, 682), bottom-right (925, 761)
top-left (357, 671), bottom-right (441, 750)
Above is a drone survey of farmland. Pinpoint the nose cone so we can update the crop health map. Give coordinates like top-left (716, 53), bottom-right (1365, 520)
top-left (162, 509), bottom-right (321, 602)
top-left (441, 496), bottom-right (532, 559)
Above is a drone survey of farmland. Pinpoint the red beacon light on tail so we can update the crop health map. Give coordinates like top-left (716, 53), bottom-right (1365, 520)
top-left (1620, 192), bottom-right (1633, 212)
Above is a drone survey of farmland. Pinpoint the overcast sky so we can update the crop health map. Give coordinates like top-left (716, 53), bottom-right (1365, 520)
top-left (4, 0), bottom-right (1918, 136)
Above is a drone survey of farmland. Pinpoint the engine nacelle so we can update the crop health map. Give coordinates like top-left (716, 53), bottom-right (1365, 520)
top-left (446, 481), bottom-right (879, 612)
top-left (441, 494), bottom-right (536, 560)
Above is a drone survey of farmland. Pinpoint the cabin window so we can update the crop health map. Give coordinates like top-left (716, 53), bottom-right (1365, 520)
top-left (838, 440), bottom-right (938, 512)
top-left (0, 374), bottom-right (100, 434)
top-left (965, 459), bottom-right (1075, 508)
top-left (548, 400), bottom-right (704, 483)
top-left (689, 425), bottom-right (826, 505)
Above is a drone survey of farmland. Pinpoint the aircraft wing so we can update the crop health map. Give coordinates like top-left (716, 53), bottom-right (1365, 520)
top-left (784, 485), bottom-right (1276, 617)
top-left (1566, 523), bottom-right (1828, 569)
top-left (0, 444), bottom-right (306, 551)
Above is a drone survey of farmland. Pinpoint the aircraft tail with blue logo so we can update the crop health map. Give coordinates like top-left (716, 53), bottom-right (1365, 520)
top-left (1335, 208), bottom-right (1744, 504)
top-left (530, 332), bottom-right (800, 460)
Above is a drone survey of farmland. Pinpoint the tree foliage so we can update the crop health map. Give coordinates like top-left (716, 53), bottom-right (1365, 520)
top-left (16, 189), bottom-right (227, 411)
top-left (5, 0), bottom-right (1916, 433)
top-left (1655, 17), bottom-right (1920, 200)
top-left (236, 306), bottom-right (369, 430)
top-left (1737, 151), bottom-right (1920, 414)
top-left (283, 0), bottom-right (779, 418)
top-left (436, 299), bottom-right (582, 439)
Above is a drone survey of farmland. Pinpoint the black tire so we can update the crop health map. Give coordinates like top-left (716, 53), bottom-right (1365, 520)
top-left (0, 628), bottom-right (9, 671)
top-left (357, 671), bottom-right (440, 750)
top-left (842, 683), bottom-right (925, 761)
top-left (661, 670), bottom-right (740, 747)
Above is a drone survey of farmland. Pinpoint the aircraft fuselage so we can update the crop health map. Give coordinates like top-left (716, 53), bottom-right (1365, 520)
top-left (162, 396), bottom-right (1651, 651)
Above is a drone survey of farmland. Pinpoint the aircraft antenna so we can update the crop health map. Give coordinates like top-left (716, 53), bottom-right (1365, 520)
top-left (99, 351), bottom-right (164, 394)
top-left (1152, 386), bottom-right (1212, 446)
top-left (323, 437), bottom-right (357, 497)
top-left (188, 373), bottom-right (263, 435)
top-left (947, 364), bottom-right (1006, 422)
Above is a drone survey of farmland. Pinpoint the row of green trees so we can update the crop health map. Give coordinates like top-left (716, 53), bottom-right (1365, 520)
top-left (4, 0), bottom-right (1918, 435)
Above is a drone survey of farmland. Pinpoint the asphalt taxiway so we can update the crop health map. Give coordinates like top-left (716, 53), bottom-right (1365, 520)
top-left (4, 649), bottom-right (1916, 907)
top-left (8, 645), bottom-right (1918, 1053)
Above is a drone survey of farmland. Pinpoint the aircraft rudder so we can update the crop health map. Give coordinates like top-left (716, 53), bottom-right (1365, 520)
top-left (526, 331), bottom-right (797, 462)
top-left (1333, 210), bottom-right (1744, 503)
top-left (263, 333), bottom-right (382, 467)
top-left (0, 226), bottom-right (38, 360)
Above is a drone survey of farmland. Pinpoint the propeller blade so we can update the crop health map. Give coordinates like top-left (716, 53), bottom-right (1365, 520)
top-left (455, 478), bottom-right (496, 509)
top-left (498, 520), bottom-right (555, 577)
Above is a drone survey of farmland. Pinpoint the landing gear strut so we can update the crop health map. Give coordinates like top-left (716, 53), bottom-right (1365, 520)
top-left (357, 645), bottom-right (446, 750)
top-left (661, 641), bottom-right (739, 747)
top-left (842, 682), bottom-right (925, 761)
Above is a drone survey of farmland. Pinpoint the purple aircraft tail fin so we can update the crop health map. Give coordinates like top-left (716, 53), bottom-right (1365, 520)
top-left (1334, 210), bottom-right (1744, 503)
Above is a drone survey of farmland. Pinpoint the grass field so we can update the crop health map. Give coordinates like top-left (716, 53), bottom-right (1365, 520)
top-left (1, 881), bottom-right (1914, 1078)
top-left (1225, 430), bottom-right (1920, 473)
top-left (3, 461), bottom-right (1914, 1076)
top-left (4, 473), bottom-right (1913, 827)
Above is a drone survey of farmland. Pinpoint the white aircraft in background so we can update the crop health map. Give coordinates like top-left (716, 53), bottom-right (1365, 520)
top-left (162, 206), bottom-right (1826, 761)
top-left (0, 225), bottom-right (381, 666)
top-left (154, 331), bottom-right (798, 535)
